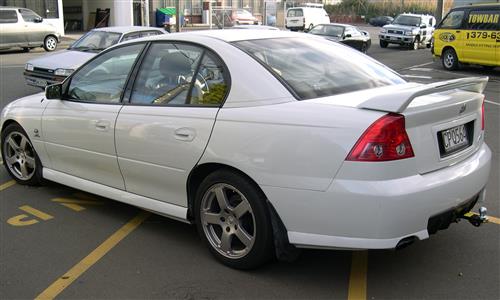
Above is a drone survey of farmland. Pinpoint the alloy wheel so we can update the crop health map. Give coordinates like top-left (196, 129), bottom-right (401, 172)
top-left (200, 183), bottom-right (256, 259)
top-left (444, 52), bottom-right (455, 69)
top-left (45, 37), bottom-right (57, 51)
top-left (2, 131), bottom-right (36, 180)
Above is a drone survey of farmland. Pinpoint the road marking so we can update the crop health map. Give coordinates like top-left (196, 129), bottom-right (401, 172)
top-left (401, 74), bottom-right (433, 79)
top-left (0, 180), bottom-right (16, 191)
top-left (52, 197), bottom-right (104, 212)
top-left (398, 61), bottom-right (434, 71)
top-left (485, 100), bottom-right (500, 106)
top-left (19, 205), bottom-right (54, 221)
top-left (348, 251), bottom-right (368, 300)
top-left (409, 67), bottom-right (433, 72)
top-left (35, 211), bottom-right (150, 300)
top-left (7, 214), bottom-right (39, 226)
top-left (465, 212), bottom-right (500, 225)
top-left (1, 64), bottom-right (25, 69)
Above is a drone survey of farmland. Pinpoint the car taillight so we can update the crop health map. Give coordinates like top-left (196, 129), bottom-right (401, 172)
top-left (481, 99), bottom-right (485, 131)
top-left (346, 113), bottom-right (414, 161)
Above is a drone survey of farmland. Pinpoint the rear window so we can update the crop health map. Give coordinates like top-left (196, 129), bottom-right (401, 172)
top-left (234, 38), bottom-right (405, 100)
top-left (287, 9), bottom-right (303, 17)
top-left (0, 10), bottom-right (18, 23)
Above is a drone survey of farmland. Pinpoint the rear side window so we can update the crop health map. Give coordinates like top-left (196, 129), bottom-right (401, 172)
top-left (466, 10), bottom-right (500, 30)
top-left (287, 9), bottom-right (303, 17)
top-left (439, 10), bottom-right (465, 29)
top-left (235, 38), bottom-right (405, 100)
top-left (0, 10), bottom-right (18, 23)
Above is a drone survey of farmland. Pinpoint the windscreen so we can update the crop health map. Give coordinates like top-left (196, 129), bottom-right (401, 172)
top-left (393, 15), bottom-right (421, 26)
top-left (234, 37), bottom-right (405, 100)
top-left (70, 31), bottom-right (121, 52)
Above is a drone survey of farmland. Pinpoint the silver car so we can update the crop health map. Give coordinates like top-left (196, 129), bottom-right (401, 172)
top-left (24, 26), bottom-right (166, 88)
top-left (0, 7), bottom-right (60, 52)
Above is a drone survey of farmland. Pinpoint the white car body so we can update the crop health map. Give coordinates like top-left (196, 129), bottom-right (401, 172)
top-left (1, 30), bottom-right (491, 254)
top-left (286, 7), bottom-right (330, 31)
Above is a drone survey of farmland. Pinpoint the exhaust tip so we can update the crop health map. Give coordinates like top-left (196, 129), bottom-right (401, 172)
top-left (396, 236), bottom-right (417, 250)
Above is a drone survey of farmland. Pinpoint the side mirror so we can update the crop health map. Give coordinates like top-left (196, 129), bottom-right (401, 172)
top-left (345, 34), bottom-right (352, 38)
top-left (304, 29), bottom-right (309, 33)
top-left (45, 83), bottom-right (62, 99)
top-left (34, 17), bottom-right (43, 23)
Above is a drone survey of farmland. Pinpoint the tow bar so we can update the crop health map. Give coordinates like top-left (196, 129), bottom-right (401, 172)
top-left (460, 206), bottom-right (488, 227)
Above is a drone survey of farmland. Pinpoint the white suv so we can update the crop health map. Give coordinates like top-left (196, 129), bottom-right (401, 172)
top-left (379, 13), bottom-right (436, 50)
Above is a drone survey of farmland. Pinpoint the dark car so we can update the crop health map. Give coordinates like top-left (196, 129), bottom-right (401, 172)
top-left (369, 16), bottom-right (393, 26)
top-left (307, 23), bottom-right (371, 53)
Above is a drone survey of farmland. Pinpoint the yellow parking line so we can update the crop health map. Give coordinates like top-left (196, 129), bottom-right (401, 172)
top-left (0, 180), bottom-right (16, 191)
top-left (35, 211), bottom-right (150, 300)
top-left (348, 251), bottom-right (368, 300)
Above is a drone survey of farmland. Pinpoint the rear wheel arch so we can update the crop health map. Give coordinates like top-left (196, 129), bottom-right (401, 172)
top-left (186, 163), bottom-right (266, 221)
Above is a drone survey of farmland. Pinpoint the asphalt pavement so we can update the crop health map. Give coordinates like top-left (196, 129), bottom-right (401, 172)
top-left (0, 27), bottom-right (499, 300)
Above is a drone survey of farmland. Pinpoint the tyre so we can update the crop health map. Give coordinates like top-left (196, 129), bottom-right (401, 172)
top-left (380, 40), bottom-right (388, 48)
top-left (1, 123), bottom-right (43, 185)
top-left (442, 48), bottom-right (459, 71)
top-left (412, 37), bottom-right (420, 50)
top-left (360, 43), bottom-right (368, 53)
top-left (43, 35), bottom-right (58, 52)
top-left (194, 169), bottom-right (274, 269)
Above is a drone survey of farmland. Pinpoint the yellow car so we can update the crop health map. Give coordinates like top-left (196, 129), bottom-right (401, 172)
top-left (432, 3), bottom-right (499, 70)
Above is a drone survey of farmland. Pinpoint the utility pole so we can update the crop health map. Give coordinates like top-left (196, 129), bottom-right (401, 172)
top-left (436, 0), bottom-right (444, 23)
top-left (175, 0), bottom-right (180, 32)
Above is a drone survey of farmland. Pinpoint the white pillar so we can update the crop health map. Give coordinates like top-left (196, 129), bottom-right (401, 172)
top-left (113, 0), bottom-right (134, 26)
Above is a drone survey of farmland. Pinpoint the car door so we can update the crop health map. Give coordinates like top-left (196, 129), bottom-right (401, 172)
top-left (342, 27), bottom-right (361, 50)
top-left (0, 9), bottom-right (25, 47)
top-left (115, 42), bottom-right (229, 206)
top-left (19, 9), bottom-right (45, 45)
top-left (42, 43), bottom-right (145, 189)
top-left (434, 9), bottom-right (466, 60)
top-left (462, 9), bottom-right (500, 65)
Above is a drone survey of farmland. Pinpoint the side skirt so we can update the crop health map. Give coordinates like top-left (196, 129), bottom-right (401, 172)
top-left (43, 168), bottom-right (189, 223)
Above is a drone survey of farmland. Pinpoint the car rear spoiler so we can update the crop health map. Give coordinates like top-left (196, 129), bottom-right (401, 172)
top-left (358, 76), bottom-right (489, 113)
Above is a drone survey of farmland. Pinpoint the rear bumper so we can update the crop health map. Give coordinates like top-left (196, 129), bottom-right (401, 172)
top-left (263, 143), bottom-right (491, 249)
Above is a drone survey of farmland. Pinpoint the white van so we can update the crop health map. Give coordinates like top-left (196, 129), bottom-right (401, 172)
top-left (286, 7), bottom-right (330, 31)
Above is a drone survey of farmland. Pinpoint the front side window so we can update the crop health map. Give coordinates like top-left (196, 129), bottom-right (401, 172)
top-left (439, 10), bottom-right (465, 29)
top-left (19, 9), bottom-right (40, 22)
top-left (69, 31), bottom-right (121, 52)
top-left (235, 38), bottom-right (405, 100)
top-left (0, 10), bottom-right (18, 23)
top-left (130, 43), bottom-right (228, 106)
top-left (66, 44), bottom-right (144, 103)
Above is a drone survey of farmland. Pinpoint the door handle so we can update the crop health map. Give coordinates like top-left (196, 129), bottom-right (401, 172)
top-left (455, 31), bottom-right (461, 33)
top-left (174, 127), bottom-right (196, 142)
top-left (94, 120), bottom-right (110, 131)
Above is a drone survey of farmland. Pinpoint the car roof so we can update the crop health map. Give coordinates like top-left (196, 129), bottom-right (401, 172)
top-left (169, 29), bottom-right (299, 42)
top-left (453, 3), bottom-right (500, 10)
top-left (92, 26), bottom-right (163, 34)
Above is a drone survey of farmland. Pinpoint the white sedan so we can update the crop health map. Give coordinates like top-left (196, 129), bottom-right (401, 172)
top-left (1, 30), bottom-right (491, 269)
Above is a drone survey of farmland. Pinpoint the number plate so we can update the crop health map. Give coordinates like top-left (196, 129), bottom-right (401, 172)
top-left (440, 124), bottom-right (469, 154)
